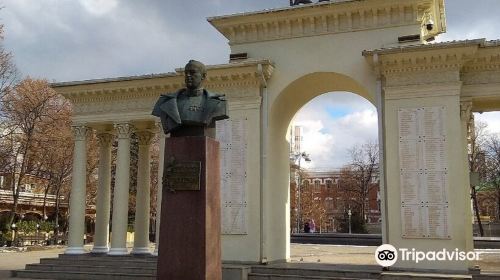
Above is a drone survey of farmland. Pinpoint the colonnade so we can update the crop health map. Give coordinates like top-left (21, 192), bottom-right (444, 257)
top-left (65, 121), bottom-right (165, 255)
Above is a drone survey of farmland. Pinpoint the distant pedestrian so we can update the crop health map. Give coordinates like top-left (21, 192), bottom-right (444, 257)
top-left (304, 222), bottom-right (310, 233)
top-left (310, 219), bottom-right (316, 233)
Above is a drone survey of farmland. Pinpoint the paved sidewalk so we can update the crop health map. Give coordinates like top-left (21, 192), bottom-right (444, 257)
top-left (0, 247), bottom-right (65, 279)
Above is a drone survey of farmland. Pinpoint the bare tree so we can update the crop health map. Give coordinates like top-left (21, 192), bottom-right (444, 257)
top-left (1, 78), bottom-right (62, 227)
top-left (468, 121), bottom-right (488, 236)
top-left (484, 134), bottom-right (500, 222)
top-left (0, 23), bottom-right (19, 115)
top-left (345, 141), bottom-right (379, 223)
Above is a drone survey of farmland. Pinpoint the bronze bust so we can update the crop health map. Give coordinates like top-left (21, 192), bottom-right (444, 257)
top-left (152, 60), bottom-right (228, 137)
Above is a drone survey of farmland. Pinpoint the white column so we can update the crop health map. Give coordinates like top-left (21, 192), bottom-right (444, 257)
top-left (153, 128), bottom-right (166, 256)
top-left (108, 123), bottom-right (133, 255)
top-left (92, 132), bottom-right (113, 253)
top-left (132, 130), bottom-right (154, 254)
top-left (65, 125), bottom-right (88, 255)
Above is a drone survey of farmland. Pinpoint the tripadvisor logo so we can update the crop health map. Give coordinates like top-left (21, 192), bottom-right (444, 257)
top-left (375, 244), bottom-right (481, 267)
top-left (375, 244), bottom-right (398, 267)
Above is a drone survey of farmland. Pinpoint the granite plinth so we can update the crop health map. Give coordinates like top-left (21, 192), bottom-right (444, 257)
top-left (157, 136), bottom-right (221, 280)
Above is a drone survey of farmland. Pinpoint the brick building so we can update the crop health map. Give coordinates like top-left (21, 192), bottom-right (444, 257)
top-left (290, 169), bottom-right (381, 233)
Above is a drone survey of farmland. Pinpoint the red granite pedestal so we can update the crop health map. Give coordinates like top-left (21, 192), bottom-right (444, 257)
top-left (157, 136), bottom-right (221, 280)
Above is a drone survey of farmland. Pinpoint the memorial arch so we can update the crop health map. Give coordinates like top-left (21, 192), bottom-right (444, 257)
top-left (53, 0), bottom-right (500, 272)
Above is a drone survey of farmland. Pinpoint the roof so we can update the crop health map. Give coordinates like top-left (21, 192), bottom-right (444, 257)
top-left (207, 0), bottom-right (359, 22)
top-left (362, 39), bottom-right (500, 56)
top-left (50, 59), bottom-right (273, 88)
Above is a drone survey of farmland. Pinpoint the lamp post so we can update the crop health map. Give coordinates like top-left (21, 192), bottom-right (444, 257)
top-left (11, 223), bottom-right (17, 247)
top-left (348, 208), bottom-right (352, 234)
top-left (291, 151), bottom-right (311, 233)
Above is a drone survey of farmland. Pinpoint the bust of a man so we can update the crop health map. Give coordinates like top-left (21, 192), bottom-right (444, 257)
top-left (152, 60), bottom-right (228, 137)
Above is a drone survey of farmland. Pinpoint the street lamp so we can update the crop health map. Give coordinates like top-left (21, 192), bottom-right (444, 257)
top-left (11, 223), bottom-right (17, 247)
top-left (290, 151), bottom-right (311, 233)
top-left (348, 208), bottom-right (352, 234)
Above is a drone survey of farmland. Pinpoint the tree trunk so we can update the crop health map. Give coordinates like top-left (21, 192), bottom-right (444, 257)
top-left (42, 183), bottom-right (50, 221)
top-left (54, 185), bottom-right (61, 244)
top-left (8, 172), bottom-right (19, 229)
top-left (471, 186), bottom-right (484, 236)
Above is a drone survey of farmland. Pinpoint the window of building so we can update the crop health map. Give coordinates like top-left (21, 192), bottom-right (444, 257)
top-left (326, 180), bottom-right (332, 189)
top-left (314, 180), bottom-right (321, 193)
top-left (302, 180), bottom-right (309, 188)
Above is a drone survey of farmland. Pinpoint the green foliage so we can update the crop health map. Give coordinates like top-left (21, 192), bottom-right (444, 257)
top-left (0, 230), bottom-right (13, 243)
top-left (39, 221), bottom-right (54, 233)
top-left (337, 211), bottom-right (368, 234)
top-left (16, 220), bottom-right (38, 234)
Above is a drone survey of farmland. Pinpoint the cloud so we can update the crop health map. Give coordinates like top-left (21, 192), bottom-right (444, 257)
top-left (293, 93), bottom-right (378, 169)
top-left (2, 0), bottom-right (500, 169)
top-left (78, 0), bottom-right (118, 16)
top-left (475, 112), bottom-right (500, 135)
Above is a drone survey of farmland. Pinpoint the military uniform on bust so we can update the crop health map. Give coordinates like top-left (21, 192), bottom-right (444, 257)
top-left (152, 60), bottom-right (228, 137)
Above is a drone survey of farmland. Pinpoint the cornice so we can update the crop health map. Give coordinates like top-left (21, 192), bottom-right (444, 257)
top-left (53, 60), bottom-right (274, 104)
top-left (53, 60), bottom-right (273, 124)
top-left (368, 43), bottom-right (479, 77)
top-left (209, 0), bottom-right (445, 45)
top-left (462, 46), bottom-right (500, 73)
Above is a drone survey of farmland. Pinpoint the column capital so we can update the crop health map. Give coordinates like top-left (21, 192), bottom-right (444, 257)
top-left (97, 132), bottom-right (114, 147)
top-left (71, 125), bottom-right (89, 141)
top-left (137, 131), bottom-right (154, 146)
top-left (156, 122), bottom-right (168, 138)
top-left (114, 123), bottom-right (134, 139)
top-left (460, 100), bottom-right (473, 121)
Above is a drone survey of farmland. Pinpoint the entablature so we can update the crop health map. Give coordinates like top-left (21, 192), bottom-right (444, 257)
top-left (209, 0), bottom-right (445, 45)
top-left (365, 39), bottom-right (500, 111)
top-left (365, 40), bottom-right (480, 74)
top-left (52, 60), bottom-right (274, 124)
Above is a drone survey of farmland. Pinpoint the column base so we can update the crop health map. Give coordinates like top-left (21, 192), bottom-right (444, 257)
top-left (152, 247), bottom-right (159, 256)
top-left (65, 247), bottom-right (86, 255)
top-left (91, 246), bottom-right (109, 253)
top-left (131, 247), bottom-right (151, 255)
top-left (107, 248), bottom-right (128, 256)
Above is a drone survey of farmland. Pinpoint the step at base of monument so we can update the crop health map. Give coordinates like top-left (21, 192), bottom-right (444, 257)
top-left (381, 272), bottom-right (472, 280)
top-left (25, 263), bottom-right (156, 275)
top-left (13, 270), bottom-right (154, 280)
top-left (248, 273), bottom-right (371, 280)
top-left (250, 264), bottom-right (381, 280)
top-left (381, 271), bottom-right (500, 280)
top-left (39, 256), bottom-right (157, 268)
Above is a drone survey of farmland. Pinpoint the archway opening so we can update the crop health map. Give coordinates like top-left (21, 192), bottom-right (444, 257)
top-left (266, 72), bottom-right (382, 264)
top-left (470, 111), bottom-right (500, 240)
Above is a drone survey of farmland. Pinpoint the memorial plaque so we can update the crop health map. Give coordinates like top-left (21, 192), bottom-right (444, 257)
top-left (427, 204), bottom-right (450, 239)
top-left (400, 172), bottom-right (422, 204)
top-left (422, 107), bottom-right (445, 137)
top-left (399, 140), bottom-right (421, 171)
top-left (398, 109), bottom-right (419, 140)
top-left (216, 118), bottom-right (248, 234)
top-left (164, 161), bottom-right (201, 191)
top-left (425, 171), bottom-right (448, 204)
top-left (398, 106), bottom-right (450, 239)
top-left (401, 204), bottom-right (427, 238)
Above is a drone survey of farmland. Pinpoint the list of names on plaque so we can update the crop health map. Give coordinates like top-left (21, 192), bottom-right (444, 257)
top-left (398, 107), bottom-right (450, 239)
top-left (216, 118), bottom-right (248, 234)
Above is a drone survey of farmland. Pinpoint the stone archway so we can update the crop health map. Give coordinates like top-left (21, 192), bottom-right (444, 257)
top-left (53, 0), bottom-right (500, 274)
top-left (263, 72), bottom-right (376, 262)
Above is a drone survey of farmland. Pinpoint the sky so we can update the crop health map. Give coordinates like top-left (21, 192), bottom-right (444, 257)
top-left (2, 0), bottom-right (500, 169)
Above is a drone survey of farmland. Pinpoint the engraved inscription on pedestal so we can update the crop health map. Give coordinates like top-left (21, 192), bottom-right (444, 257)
top-left (164, 161), bottom-right (201, 191)
top-left (398, 106), bottom-right (450, 239)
